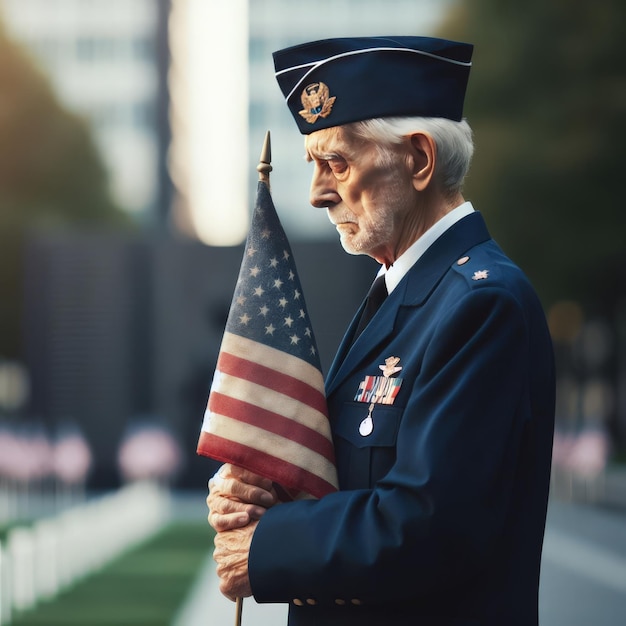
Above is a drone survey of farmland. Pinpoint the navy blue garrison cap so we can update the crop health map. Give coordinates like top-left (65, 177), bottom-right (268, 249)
top-left (273, 36), bottom-right (473, 134)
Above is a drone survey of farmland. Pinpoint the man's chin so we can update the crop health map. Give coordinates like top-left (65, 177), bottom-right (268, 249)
top-left (338, 234), bottom-right (365, 257)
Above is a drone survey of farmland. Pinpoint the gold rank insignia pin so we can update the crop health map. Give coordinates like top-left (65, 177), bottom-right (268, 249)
top-left (299, 82), bottom-right (336, 124)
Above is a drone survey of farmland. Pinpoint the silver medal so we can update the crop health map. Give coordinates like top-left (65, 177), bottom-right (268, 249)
top-left (359, 404), bottom-right (375, 436)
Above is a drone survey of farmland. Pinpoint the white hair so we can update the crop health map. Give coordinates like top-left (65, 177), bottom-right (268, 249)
top-left (346, 117), bottom-right (474, 195)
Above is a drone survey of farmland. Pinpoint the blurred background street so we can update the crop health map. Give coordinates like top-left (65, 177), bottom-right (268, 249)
top-left (0, 0), bottom-right (625, 624)
top-left (541, 496), bottom-right (626, 625)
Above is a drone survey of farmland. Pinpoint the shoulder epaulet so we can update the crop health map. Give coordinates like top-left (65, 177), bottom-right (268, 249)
top-left (451, 251), bottom-right (500, 287)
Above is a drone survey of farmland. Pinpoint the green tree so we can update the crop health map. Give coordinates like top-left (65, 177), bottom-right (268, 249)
top-left (441, 0), bottom-right (626, 312)
top-left (0, 23), bottom-right (132, 358)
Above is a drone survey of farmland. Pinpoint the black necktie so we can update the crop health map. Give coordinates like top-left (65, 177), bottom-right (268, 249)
top-left (353, 274), bottom-right (388, 341)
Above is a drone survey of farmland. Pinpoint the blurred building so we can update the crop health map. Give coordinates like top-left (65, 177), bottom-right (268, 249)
top-left (1, 0), bottom-right (455, 234)
top-left (169, 0), bottom-right (456, 245)
top-left (0, 0), bottom-right (171, 221)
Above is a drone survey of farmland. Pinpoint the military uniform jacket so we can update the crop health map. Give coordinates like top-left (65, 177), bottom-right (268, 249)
top-left (248, 212), bottom-right (556, 626)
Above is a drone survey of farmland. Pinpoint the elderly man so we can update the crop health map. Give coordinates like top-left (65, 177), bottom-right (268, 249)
top-left (208, 36), bottom-right (555, 626)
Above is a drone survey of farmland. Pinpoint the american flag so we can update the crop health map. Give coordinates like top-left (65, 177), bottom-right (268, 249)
top-left (197, 181), bottom-right (338, 500)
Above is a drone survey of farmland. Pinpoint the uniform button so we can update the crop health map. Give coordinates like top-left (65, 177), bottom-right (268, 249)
top-left (306, 598), bottom-right (316, 605)
top-left (350, 598), bottom-right (362, 605)
top-left (293, 599), bottom-right (304, 606)
top-left (335, 598), bottom-right (346, 605)
top-left (457, 256), bottom-right (470, 265)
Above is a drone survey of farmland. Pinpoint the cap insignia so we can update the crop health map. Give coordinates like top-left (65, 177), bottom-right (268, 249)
top-left (299, 82), bottom-right (336, 124)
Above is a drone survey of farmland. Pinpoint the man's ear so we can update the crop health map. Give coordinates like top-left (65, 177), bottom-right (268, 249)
top-left (408, 132), bottom-right (436, 192)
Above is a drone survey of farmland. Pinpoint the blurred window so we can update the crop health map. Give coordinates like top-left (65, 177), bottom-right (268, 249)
top-left (76, 37), bottom-right (96, 62)
top-left (249, 102), bottom-right (267, 127)
top-left (97, 38), bottom-right (117, 61)
top-left (132, 37), bottom-right (154, 62)
top-left (133, 101), bottom-right (155, 129)
top-left (76, 38), bottom-right (125, 63)
top-left (249, 37), bottom-right (266, 62)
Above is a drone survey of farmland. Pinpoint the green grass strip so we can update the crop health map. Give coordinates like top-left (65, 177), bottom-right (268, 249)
top-left (11, 521), bottom-right (214, 626)
top-left (0, 520), bottom-right (31, 542)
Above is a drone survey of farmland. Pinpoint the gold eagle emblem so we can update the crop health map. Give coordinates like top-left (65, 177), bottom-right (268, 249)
top-left (299, 82), bottom-right (336, 124)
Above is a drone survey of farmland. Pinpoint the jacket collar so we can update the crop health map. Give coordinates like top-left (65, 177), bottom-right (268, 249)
top-left (325, 212), bottom-right (491, 396)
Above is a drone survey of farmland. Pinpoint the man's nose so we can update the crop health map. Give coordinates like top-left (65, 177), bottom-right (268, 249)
top-left (309, 164), bottom-right (341, 208)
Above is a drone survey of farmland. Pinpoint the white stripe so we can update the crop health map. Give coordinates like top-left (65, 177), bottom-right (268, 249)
top-left (204, 412), bottom-right (338, 487)
top-left (276, 46), bottom-right (472, 102)
top-left (542, 529), bottom-right (626, 593)
top-left (222, 332), bottom-right (325, 389)
top-left (210, 371), bottom-right (327, 428)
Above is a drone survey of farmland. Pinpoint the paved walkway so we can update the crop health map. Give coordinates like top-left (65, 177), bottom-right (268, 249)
top-left (170, 492), bottom-right (288, 625)
top-left (172, 554), bottom-right (288, 626)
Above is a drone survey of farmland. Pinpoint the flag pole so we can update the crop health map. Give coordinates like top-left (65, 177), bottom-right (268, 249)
top-left (235, 596), bottom-right (243, 626)
top-left (257, 130), bottom-right (272, 189)
top-left (232, 130), bottom-right (273, 626)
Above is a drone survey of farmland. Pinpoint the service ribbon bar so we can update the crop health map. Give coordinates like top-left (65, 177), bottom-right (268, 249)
top-left (354, 375), bottom-right (402, 405)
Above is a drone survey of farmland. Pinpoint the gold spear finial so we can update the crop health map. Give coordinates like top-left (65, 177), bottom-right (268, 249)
top-left (257, 130), bottom-right (272, 187)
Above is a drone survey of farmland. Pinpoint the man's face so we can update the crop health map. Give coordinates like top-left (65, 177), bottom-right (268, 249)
top-left (304, 126), bottom-right (416, 265)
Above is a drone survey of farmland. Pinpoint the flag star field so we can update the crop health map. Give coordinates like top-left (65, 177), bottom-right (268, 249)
top-left (226, 186), bottom-right (322, 370)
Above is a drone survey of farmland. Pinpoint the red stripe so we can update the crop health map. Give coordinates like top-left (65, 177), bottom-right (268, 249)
top-left (197, 432), bottom-right (337, 499)
top-left (217, 351), bottom-right (328, 417)
top-left (208, 392), bottom-right (335, 462)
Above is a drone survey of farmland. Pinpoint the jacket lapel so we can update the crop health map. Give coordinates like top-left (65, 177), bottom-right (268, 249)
top-left (325, 289), bottom-right (399, 396)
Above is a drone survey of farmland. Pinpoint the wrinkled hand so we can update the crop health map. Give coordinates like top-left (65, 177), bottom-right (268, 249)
top-left (207, 465), bottom-right (275, 601)
top-left (207, 464), bottom-right (276, 531)
top-left (213, 521), bottom-right (258, 601)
